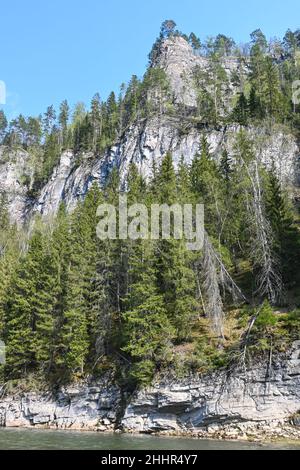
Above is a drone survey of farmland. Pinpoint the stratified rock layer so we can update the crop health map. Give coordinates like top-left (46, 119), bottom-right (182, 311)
top-left (1, 343), bottom-right (300, 440)
top-left (0, 379), bottom-right (121, 431)
top-left (122, 341), bottom-right (300, 439)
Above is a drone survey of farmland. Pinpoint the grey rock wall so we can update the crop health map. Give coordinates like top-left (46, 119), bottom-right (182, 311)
top-left (30, 121), bottom-right (299, 221)
top-left (0, 379), bottom-right (121, 431)
top-left (1, 35), bottom-right (299, 225)
top-left (0, 343), bottom-right (300, 440)
top-left (121, 341), bottom-right (300, 439)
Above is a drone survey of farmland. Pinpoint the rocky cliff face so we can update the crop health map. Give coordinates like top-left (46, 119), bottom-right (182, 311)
top-left (2, 120), bottom-right (298, 225)
top-left (122, 341), bottom-right (300, 440)
top-left (1, 342), bottom-right (300, 440)
top-left (0, 378), bottom-right (121, 431)
top-left (29, 119), bottom-right (299, 220)
top-left (1, 36), bottom-right (300, 225)
top-left (152, 35), bottom-right (240, 108)
top-left (0, 146), bottom-right (34, 223)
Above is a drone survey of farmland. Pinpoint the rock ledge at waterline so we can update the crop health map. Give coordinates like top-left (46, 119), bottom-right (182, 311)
top-left (1, 341), bottom-right (300, 441)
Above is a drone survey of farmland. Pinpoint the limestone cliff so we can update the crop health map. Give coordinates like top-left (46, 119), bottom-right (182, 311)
top-left (0, 342), bottom-right (300, 440)
top-left (122, 341), bottom-right (300, 440)
top-left (1, 36), bottom-right (299, 224)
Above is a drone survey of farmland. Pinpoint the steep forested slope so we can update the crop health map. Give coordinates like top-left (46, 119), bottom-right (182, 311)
top-left (1, 22), bottom-right (300, 389)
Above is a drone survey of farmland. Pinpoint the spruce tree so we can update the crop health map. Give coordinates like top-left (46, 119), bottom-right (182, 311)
top-left (265, 168), bottom-right (300, 283)
top-left (5, 227), bottom-right (58, 376)
top-left (219, 149), bottom-right (232, 189)
top-left (177, 155), bottom-right (192, 203)
top-left (122, 240), bottom-right (174, 385)
top-left (154, 153), bottom-right (198, 340)
top-left (190, 136), bottom-right (222, 236)
top-left (233, 92), bottom-right (249, 125)
top-left (56, 186), bottom-right (109, 376)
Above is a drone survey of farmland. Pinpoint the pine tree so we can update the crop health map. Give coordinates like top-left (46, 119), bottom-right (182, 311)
top-left (43, 105), bottom-right (56, 136)
top-left (58, 99), bottom-right (70, 148)
top-left (189, 33), bottom-right (201, 51)
top-left (160, 20), bottom-right (177, 38)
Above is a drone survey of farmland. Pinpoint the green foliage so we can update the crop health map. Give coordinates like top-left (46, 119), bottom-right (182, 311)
top-left (281, 310), bottom-right (300, 340)
top-left (160, 20), bottom-right (177, 39)
top-left (194, 59), bottom-right (229, 124)
top-left (265, 168), bottom-right (300, 284)
top-left (243, 301), bottom-right (280, 356)
top-left (232, 93), bottom-right (249, 125)
top-left (255, 300), bottom-right (278, 329)
top-left (4, 228), bottom-right (58, 377)
top-left (189, 33), bottom-right (201, 51)
top-left (2, 24), bottom-right (300, 388)
top-left (0, 110), bottom-right (8, 142)
top-left (122, 241), bottom-right (175, 385)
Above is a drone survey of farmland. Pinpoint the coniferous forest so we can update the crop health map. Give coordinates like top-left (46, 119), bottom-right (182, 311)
top-left (1, 22), bottom-right (300, 390)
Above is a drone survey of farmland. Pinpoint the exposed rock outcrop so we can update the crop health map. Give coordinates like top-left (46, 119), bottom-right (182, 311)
top-left (122, 341), bottom-right (300, 440)
top-left (1, 36), bottom-right (299, 225)
top-left (152, 35), bottom-right (240, 108)
top-left (0, 146), bottom-right (33, 223)
top-left (1, 342), bottom-right (300, 440)
top-left (29, 121), bottom-right (300, 221)
top-left (0, 379), bottom-right (121, 431)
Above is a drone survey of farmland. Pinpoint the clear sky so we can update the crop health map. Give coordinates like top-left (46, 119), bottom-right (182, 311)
top-left (1, 0), bottom-right (300, 119)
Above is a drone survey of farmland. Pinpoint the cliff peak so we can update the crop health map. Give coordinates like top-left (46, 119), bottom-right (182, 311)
top-left (151, 35), bottom-right (200, 107)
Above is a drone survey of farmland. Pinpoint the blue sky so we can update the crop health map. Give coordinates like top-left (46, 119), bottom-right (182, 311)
top-left (1, 0), bottom-right (300, 119)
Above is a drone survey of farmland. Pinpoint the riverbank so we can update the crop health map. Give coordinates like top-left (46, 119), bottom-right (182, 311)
top-left (1, 427), bottom-right (300, 450)
top-left (1, 341), bottom-right (300, 443)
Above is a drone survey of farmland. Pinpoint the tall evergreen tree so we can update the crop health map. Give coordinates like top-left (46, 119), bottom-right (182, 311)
top-left (232, 92), bottom-right (249, 125)
top-left (265, 168), bottom-right (300, 284)
top-left (58, 99), bottom-right (70, 148)
top-left (122, 240), bottom-right (174, 385)
top-left (4, 226), bottom-right (60, 377)
top-left (154, 153), bottom-right (198, 340)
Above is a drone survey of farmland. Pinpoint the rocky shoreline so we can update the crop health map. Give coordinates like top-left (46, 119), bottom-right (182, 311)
top-left (0, 341), bottom-right (300, 442)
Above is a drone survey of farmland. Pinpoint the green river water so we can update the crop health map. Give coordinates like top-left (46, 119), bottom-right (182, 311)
top-left (0, 428), bottom-right (299, 450)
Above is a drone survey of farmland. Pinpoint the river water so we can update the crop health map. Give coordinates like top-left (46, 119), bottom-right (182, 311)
top-left (0, 428), bottom-right (299, 450)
